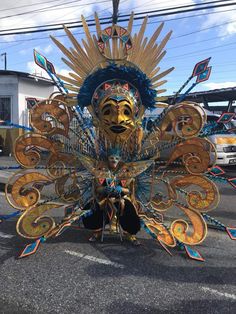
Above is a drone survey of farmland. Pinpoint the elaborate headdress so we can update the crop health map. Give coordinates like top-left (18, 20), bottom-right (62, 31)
top-left (51, 14), bottom-right (173, 110)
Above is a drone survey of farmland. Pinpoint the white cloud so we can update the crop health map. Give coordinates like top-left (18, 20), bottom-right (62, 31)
top-left (43, 44), bottom-right (53, 54)
top-left (203, 81), bottom-right (236, 89)
top-left (20, 44), bottom-right (53, 56)
top-left (27, 61), bottom-right (71, 82)
top-left (59, 68), bottom-right (71, 77)
top-left (201, 7), bottom-right (236, 38)
top-left (1, 34), bottom-right (16, 42)
top-left (26, 60), bottom-right (50, 79)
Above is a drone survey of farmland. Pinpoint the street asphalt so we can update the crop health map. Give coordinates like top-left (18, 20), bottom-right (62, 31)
top-left (0, 162), bottom-right (235, 314)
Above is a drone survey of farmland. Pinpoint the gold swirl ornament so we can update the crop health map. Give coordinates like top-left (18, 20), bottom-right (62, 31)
top-left (160, 102), bottom-right (204, 140)
top-left (140, 215), bottom-right (176, 247)
top-left (16, 203), bottom-right (61, 239)
top-left (167, 137), bottom-right (216, 174)
top-left (47, 152), bottom-right (79, 178)
top-left (30, 94), bottom-right (73, 137)
top-left (149, 178), bottom-right (177, 211)
top-left (171, 175), bottom-right (219, 212)
top-left (55, 173), bottom-right (82, 203)
top-left (14, 133), bottom-right (58, 168)
top-left (170, 205), bottom-right (207, 245)
top-left (6, 172), bottom-right (52, 210)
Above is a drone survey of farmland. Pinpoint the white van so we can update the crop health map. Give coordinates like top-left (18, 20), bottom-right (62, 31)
top-left (144, 108), bottom-right (236, 166)
top-left (206, 112), bottom-right (236, 166)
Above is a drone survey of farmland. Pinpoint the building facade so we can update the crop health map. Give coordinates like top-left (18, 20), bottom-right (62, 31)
top-left (0, 70), bottom-right (54, 154)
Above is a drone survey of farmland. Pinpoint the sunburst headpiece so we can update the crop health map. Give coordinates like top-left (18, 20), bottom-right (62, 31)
top-left (51, 13), bottom-right (174, 116)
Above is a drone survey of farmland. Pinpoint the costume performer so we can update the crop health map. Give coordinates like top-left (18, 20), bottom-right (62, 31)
top-left (1, 7), bottom-right (236, 260)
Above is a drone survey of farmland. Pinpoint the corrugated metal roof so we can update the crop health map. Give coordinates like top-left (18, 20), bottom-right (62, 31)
top-left (0, 70), bottom-right (54, 85)
top-left (167, 86), bottom-right (236, 102)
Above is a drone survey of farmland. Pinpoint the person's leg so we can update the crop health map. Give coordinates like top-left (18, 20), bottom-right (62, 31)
top-left (118, 199), bottom-right (141, 245)
top-left (82, 201), bottom-right (108, 241)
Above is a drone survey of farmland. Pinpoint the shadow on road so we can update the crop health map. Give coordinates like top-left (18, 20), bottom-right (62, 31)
top-left (106, 299), bottom-right (236, 314)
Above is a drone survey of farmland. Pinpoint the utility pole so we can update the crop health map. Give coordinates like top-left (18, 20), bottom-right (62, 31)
top-left (112, 0), bottom-right (120, 24)
top-left (1, 53), bottom-right (7, 70)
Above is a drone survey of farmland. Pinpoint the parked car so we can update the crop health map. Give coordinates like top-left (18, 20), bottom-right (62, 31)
top-left (206, 112), bottom-right (236, 166)
top-left (144, 107), bottom-right (236, 166)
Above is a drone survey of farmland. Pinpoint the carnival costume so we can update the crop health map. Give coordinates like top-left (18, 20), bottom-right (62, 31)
top-left (1, 12), bottom-right (236, 260)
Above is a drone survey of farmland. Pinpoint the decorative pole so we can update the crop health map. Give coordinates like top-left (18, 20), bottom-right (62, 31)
top-left (172, 57), bottom-right (212, 104)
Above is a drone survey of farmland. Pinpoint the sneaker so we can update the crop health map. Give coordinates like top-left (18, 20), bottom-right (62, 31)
top-left (126, 234), bottom-right (141, 246)
top-left (88, 233), bottom-right (101, 242)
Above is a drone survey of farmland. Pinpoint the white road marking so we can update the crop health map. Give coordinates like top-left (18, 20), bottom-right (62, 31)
top-left (0, 231), bottom-right (14, 239)
top-left (64, 249), bottom-right (125, 269)
top-left (201, 287), bottom-right (236, 300)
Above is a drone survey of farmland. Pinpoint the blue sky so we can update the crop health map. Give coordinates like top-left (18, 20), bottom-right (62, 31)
top-left (0, 0), bottom-right (236, 96)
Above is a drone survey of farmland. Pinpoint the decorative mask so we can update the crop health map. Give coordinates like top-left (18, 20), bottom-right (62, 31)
top-left (108, 154), bottom-right (121, 169)
top-left (92, 80), bottom-right (141, 142)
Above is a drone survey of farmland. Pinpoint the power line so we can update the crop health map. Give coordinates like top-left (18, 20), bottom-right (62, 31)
top-left (169, 34), bottom-right (234, 50)
top-left (120, 0), bottom-right (236, 18)
top-left (0, 0), bottom-right (69, 13)
top-left (1, 6), bottom-right (236, 46)
top-left (2, 7), bottom-right (236, 59)
top-left (0, 0), bottom-right (111, 33)
top-left (0, 0), bottom-right (230, 32)
top-left (3, 2), bottom-right (236, 68)
top-left (1, 7), bottom-right (236, 65)
top-left (0, 0), bottom-right (86, 21)
top-left (165, 43), bottom-right (236, 61)
top-left (117, 2), bottom-right (236, 22)
top-left (0, 1), bottom-right (236, 36)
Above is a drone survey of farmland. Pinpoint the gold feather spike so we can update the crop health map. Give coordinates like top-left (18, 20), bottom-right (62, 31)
top-left (104, 40), bottom-right (112, 59)
top-left (81, 15), bottom-right (95, 49)
top-left (61, 58), bottom-right (84, 78)
top-left (69, 72), bottom-right (84, 84)
top-left (66, 93), bottom-right (78, 97)
top-left (63, 84), bottom-right (80, 92)
top-left (154, 31), bottom-right (172, 58)
top-left (149, 67), bottom-right (161, 78)
top-left (152, 67), bottom-right (175, 84)
top-left (57, 74), bottom-right (82, 87)
top-left (139, 44), bottom-right (160, 74)
top-left (81, 15), bottom-right (105, 65)
top-left (127, 12), bottom-right (134, 34)
top-left (153, 80), bottom-right (167, 88)
top-left (51, 37), bottom-right (84, 78)
top-left (135, 37), bottom-right (148, 67)
top-left (63, 26), bottom-right (94, 69)
top-left (154, 102), bottom-right (169, 108)
top-left (70, 48), bottom-right (91, 74)
top-left (148, 52), bottom-right (167, 79)
top-left (158, 96), bottom-right (168, 101)
top-left (144, 22), bottom-right (164, 52)
top-left (50, 36), bottom-right (78, 65)
top-left (129, 16), bottom-right (148, 64)
top-left (82, 38), bottom-right (103, 68)
top-left (156, 89), bottom-right (167, 95)
top-left (95, 12), bottom-right (102, 37)
top-left (145, 50), bottom-right (167, 76)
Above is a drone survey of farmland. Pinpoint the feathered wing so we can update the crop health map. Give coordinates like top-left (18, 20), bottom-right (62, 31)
top-left (116, 160), bottom-right (154, 179)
